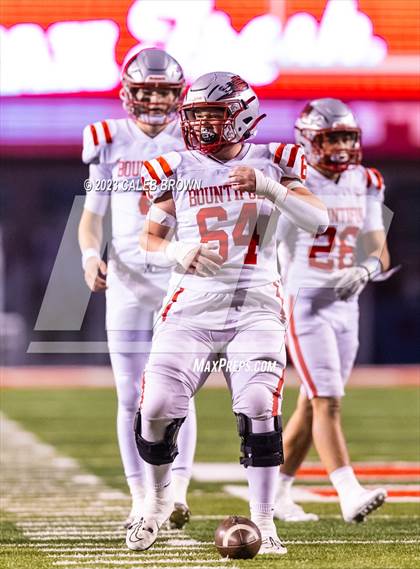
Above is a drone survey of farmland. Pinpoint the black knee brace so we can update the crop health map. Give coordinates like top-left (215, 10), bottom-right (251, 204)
top-left (235, 413), bottom-right (284, 468)
top-left (134, 411), bottom-right (186, 466)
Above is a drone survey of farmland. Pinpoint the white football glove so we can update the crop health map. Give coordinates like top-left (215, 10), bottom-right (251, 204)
top-left (165, 241), bottom-right (223, 277)
top-left (334, 266), bottom-right (369, 300)
top-left (334, 256), bottom-right (382, 301)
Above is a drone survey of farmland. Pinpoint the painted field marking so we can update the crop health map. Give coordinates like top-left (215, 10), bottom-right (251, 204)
top-left (52, 560), bottom-right (231, 565)
top-left (192, 462), bottom-right (420, 483)
top-left (190, 514), bottom-right (419, 520)
top-left (284, 539), bottom-right (420, 545)
top-left (0, 413), bottom-right (227, 569)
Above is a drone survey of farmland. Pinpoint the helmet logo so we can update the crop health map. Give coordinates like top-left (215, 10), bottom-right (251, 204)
top-left (223, 123), bottom-right (236, 142)
top-left (217, 75), bottom-right (249, 100)
top-left (145, 74), bottom-right (168, 82)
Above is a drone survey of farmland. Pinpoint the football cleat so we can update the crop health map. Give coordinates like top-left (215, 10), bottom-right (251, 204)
top-left (126, 498), bottom-right (173, 551)
top-left (341, 487), bottom-right (387, 523)
top-left (258, 535), bottom-right (288, 555)
top-left (274, 498), bottom-right (319, 522)
top-left (169, 502), bottom-right (191, 529)
top-left (123, 500), bottom-right (144, 529)
top-left (126, 516), bottom-right (160, 551)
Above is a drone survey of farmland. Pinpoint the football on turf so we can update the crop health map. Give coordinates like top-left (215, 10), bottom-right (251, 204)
top-left (214, 515), bottom-right (262, 559)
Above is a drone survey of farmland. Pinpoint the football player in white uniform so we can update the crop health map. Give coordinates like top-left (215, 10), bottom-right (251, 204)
top-left (274, 99), bottom-right (390, 523)
top-left (78, 48), bottom-right (196, 529)
top-left (125, 72), bottom-right (329, 554)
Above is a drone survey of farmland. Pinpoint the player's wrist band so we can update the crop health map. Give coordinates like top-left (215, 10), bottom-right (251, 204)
top-left (165, 241), bottom-right (199, 266)
top-left (82, 248), bottom-right (100, 270)
top-left (253, 168), bottom-right (288, 203)
top-left (359, 256), bottom-right (383, 280)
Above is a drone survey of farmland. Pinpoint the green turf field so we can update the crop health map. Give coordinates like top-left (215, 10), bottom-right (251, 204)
top-left (1, 386), bottom-right (420, 569)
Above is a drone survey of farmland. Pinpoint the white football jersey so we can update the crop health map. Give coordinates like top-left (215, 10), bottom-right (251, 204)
top-left (82, 118), bottom-right (185, 268)
top-left (278, 164), bottom-right (386, 291)
top-left (141, 142), bottom-right (307, 292)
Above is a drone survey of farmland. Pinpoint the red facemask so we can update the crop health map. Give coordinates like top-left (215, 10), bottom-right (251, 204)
top-left (180, 103), bottom-right (246, 154)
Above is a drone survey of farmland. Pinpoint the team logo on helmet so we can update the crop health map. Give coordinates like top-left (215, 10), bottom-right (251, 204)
top-left (217, 75), bottom-right (250, 99)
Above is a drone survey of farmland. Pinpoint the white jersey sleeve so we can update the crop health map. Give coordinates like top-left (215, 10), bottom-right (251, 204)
top-left (83, 163), bottom-right (111, 217)
top-left (82, 120), bottom-right (117, 215)
top-left (362, 167), bottom-right (386, 234)
top-left (269, 142), bottom-right (308, 183)
top-left (141, 151), bottom-right (182, 201)
top-left (82, 120), bottom-right (117, 165)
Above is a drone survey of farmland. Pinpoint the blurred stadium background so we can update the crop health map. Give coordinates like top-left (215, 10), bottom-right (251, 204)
top-left (0, 0), bottom-right (419, 369)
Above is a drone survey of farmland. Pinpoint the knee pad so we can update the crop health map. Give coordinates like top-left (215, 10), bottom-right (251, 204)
top-left (235, 413), bottom-right (284, 468)
top-left (134, 411), bottom-right (186, 466)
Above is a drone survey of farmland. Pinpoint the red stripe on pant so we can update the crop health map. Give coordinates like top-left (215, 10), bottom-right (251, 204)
top-left (139, 372), bottom-right (146, 409)
top-left (272, 280), bottom-right (286, 322)
top-left (287, 295), bottom-right (318, 397)
top-left (272, 373), bottom-right (285, 416)
top-left (161, 287), bottom-right (185, 321)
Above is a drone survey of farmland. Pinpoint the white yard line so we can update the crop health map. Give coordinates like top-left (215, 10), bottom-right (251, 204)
top-left (63, 567), bottom-right (234, 569)
top-left (0, 413), bottom-right (232, 569)
top-left (52, 560), bottom-right (231, 566)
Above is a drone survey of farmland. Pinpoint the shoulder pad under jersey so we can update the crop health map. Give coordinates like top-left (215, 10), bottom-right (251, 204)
top-left (82, 119), bottom-right (117, 164)
top-left (268, 142), bottom-right (307, 183)
top-left (141, 151), bottom-right (182, 201)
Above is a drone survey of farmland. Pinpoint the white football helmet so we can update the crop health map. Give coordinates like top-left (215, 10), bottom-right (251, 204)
top-left (295, 98), bottom-right (361, 173)
top-left (180, 72), bottom-right (265, 154)
top-left (120, 48), bottom-right (185, 125)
